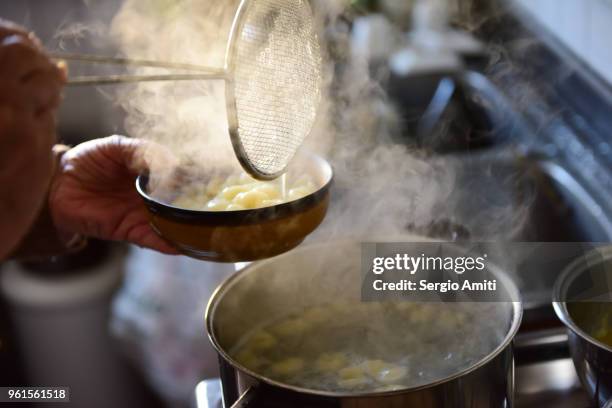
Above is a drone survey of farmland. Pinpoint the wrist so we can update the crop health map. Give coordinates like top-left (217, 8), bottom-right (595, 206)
top-left (50, 144), bottom-right (88, 252)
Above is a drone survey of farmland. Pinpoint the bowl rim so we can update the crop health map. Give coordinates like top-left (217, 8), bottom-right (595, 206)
top-left (205, 238), bottom-right (523, 398)
top-left (136, 152), bottom-right (333, 225)
top-left (553, 245), bottom-right (612, 353)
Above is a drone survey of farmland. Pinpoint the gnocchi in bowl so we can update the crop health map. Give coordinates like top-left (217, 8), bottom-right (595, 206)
top-left (171, 173), bottom-right (317, 212)
top-left (136, 152), bottom-right (333, 262)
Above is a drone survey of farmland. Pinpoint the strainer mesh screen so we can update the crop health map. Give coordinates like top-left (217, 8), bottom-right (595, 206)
top-left (231, 0), bottom-right (322, 177)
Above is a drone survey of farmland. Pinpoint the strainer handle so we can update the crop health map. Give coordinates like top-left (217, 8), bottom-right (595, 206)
top-left (49, 52), bottom-right (228, 85)
top-left (49, 52), bottom-right (221, 72)
top-left (65, 73), bottom-right (228, 86)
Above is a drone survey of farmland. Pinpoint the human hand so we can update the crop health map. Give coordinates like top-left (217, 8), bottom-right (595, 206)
top-left (49, 135), bottom-right (179, 255)
top-left (0, 20), bottom-right (65, 257)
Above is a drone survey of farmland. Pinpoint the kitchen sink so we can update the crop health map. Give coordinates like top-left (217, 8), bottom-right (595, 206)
top-left (446, 154), bottom-right (612, 243)
top-left (389, 69), bottom-right (612, 314)
top-left (387, 71), bottom-right (529, 154)
top-left (520, 160), bottom-right (612, 242)
top-left (452, 154), bottom-right (612, 311)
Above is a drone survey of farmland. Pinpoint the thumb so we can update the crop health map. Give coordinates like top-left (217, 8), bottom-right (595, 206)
top-left (123, 137), bottom-right (184, 200)
top-left (94, 135), bottom-right (178, 176)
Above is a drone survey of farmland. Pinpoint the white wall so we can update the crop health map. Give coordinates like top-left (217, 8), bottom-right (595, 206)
top-left (513, 0), bottom-right (612, 84)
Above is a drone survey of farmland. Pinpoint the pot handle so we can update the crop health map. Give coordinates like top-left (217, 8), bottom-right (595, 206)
top-left (230, 387), bottom-right (260, 408)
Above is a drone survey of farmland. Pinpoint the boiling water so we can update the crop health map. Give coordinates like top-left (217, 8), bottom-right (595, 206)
top-left (231, 301), bottom-right (509, 392)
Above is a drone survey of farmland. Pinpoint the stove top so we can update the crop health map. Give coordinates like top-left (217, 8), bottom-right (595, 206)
top-left (516, 358), bottom-right (589, 408)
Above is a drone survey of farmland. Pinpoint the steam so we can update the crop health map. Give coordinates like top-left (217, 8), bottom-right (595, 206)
top-left (55, 22), bottom-right (107, 48)
top-left (305, 0), bottom-right (529, 241)
top-left (102, 0), bottom-right (530, 241)
top-left (109, 0), bottom-right (241, 189)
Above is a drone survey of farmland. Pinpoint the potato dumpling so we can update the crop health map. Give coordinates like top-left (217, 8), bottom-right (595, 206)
top-left (288, 187), bottom-right (312, 201)
top-left (361, 359), bottom-right (389, 377)
top-left (376, 366), bottom-right (407, 384)
top-left (270, 318), bottom-right (310, 337)
top-left (315, 352), bottom-right (348, 372)
top-left (235, 349), bottom-right (264, 370)
top-left (437, 310), bottom-right (461, 328)
top-left (233, 190), bottom-right (269, 209)
top-left (262, 199), bottom-right (283, 207)
top-left (337, 377), bottom-right (369, 389)
top-left (247, 330), bottom-right (278, 350)
top-left (375, 384), bottom-right (405, 392)
top-left (252, 184), bottom-right (282, 199)
top-left (269, 357), bottom-right (304, 376)
top-left (226, 203), bottom-right (246, 211)
top-left (206, 198), bottom-right (230, 211)
top-left (339, 365), bottom-right (365, 380)
top-left (410, 304), bottom-right (436, 324)
top-left (395, 302), bottom-right (416, 312)
top-left (302, 306), bottom-right (330, 324)
top-left (220, 185), bottom-right (251, 201)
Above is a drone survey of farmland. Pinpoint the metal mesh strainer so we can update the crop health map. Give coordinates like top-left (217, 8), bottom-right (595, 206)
top-left (228, 0), bottom-right (322, 178)
top-left (55, 0), bottom-right (323, 180)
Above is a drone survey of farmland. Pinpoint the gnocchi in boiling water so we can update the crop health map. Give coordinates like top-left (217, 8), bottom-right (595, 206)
top-left (231, 302), bottom-right (506, 392)
top-left (171, 173), bottom-right (317, 211)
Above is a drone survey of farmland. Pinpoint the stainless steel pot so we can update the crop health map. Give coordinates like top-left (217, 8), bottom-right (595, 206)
top-left (206, 240), bottom-right (523, 408)
top-left (553, 246), bottom-right (612, 408)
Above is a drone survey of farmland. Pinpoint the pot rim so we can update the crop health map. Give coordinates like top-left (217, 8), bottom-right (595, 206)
top-left (553, 245), bottom-right (612, 354)
top-left (205, 238), bottom-right (523, 398)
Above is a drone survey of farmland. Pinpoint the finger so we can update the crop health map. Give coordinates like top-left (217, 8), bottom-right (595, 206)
top-left (100, 135), bottom-right (146, 178)
top-left (62, 136), bottom-right (182, 198)
top-left (122, 214), bottom-right (180, 255)
top-left (130, 140), bottom-right (185, 200)
top-left (33, 109), bottom-right (58, 150)
top-left (98, 135), bottom-right (179, 178)
top-left (22, 68), bottom-right (64, 115)
top-left (0, 19), bottom-right (42, 49)
top-left (0, 19), bottom-right (30, 41)
top-left (56, 60), bottom-right (68, 83)
top-left (137, 231), bottom-right (180, 255)
top-left (98, 136), bottom-right (175, 174)
top-left (0, 69), bottom-right (64, 115)
top-left (0, 35), bottom-right (56, 81)
top-left (134, 140), bottom-right (178, 171)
